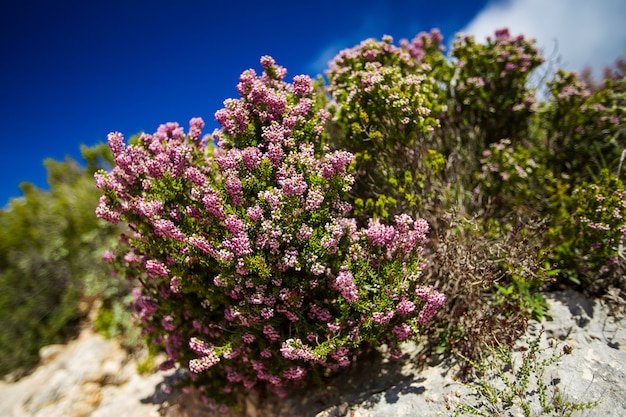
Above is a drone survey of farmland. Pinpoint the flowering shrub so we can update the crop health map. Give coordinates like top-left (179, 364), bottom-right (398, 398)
top-left (95, 56), bottom-right (444, 408)
top-left (548, 170), bottom-right (626, 289)
top-left (323, 28), bottom-right (546, 225)
top-left (448, 28), bottom-right (545, 147)
top-left (541, 69), bottom-right (624, 182)
top-left (472, 67), bottom-right (625, 289)
top-left (325, 31), bottom-right (446, 221)
top-left (474, 138), bottom-right (557, 217)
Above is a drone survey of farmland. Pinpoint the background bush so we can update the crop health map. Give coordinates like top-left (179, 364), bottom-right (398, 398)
top-left (0, 144), bottom-right (135, 378)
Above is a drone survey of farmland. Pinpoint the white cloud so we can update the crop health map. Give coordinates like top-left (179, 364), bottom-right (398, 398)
top-left (462, 0), bottom-right (626, 78)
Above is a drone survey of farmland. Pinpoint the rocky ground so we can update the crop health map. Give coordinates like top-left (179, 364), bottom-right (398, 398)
top-left (1, 289), bottom-right (625, 417)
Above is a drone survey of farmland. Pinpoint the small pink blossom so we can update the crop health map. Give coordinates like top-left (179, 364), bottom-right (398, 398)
top-left (393, 323), bottom-right (412, 340)
top-left (283, 366), bottom-right (306, 380)
top-left (263, 325), bottom-right (281, 343)
top-left (102, 250), bottom-right (116, 263)
top-left (188, 117), bottom-right (205, 140)
top-left (372, 310), bottom-right (394, 325)
top-left (334, 267), bottom-right (359, 302)
top-left (396, 299), bottom-right (416, 317)
top-left (189, 352), bottom-right (220, 373)
top-left (280, 339), bottom-right (318, 361)
top-left (145, 259), bottom-right (169, 277)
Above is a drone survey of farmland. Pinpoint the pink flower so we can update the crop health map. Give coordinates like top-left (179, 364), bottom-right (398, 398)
top-left (189, 337), bottom-right (213, 355)
top-left (102, 250), bottom-right (116, 263)
top-left (161, 315), bottom-right (176, 331)
top-left (95, 197), bottom-right (121, 223)
top-left (305, 187), bottom-right (324, 210)
top-left (242, 333), bottom-right (256, 344)
top-left (334, 267), bottom-right (359, 303)
top-left (495, 28), bottom-right (510, 40)
top-left (241, 146), bottom-right (262, 170)
top-left (327, 322), bottom-right (341, 332)
top-left (170, 277), bottom-right (182, 294)
top-left (308, 305), bottom-right (331, 322)
top-left (246, 204), bottom-right (264, 222)
top-left (279, 173), bottom-right (307, 197)
top-left (263, 325), bottom-right (281, 343)
top-left (224, 174), bottom-right (243, 206)
top-left (364, 219), bottom-right (396, 247)
top-left (329, 347), bottom-right (350, 367)
top-left (188, 117), bottom-right (205, 140)
top-left (296, 223), bottom-right (314, 240)
top-left (280, 339), bottom-right (318, 361)
top-left (389, 348), bottom-right (403, 360)
top-left (187, 236), bottom-right (217, 257)
top-left (189, 352), bottom-right (220, 373)
top-left (145, 259), bottom-right (169, 277)
top-left (184, 167), bottom-right (208, 188)
top-left (224, 214), bottom-right (246, 235)
top-left (320, 151), bottom-right (354, 179)
top-left (283, 366), bottom-right (306, 380)
top-left (393, 323), bottom-right (412, 340)
top-left (396, 299), bottom-right (416, 317)
top-left (415, 287), bottom-right (446, 325)
top-left (292, 74), bottom-right (313, 96)
top-left (372, 310), bottom-right (394, 325)
top-left (153, 219), bottom-right (185, 241)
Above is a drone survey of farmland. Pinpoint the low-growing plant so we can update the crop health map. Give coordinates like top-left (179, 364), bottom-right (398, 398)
top-left (447, 28), bottom-right (545, 149)
top-left (453, 328), bottom-right (600, 417)
top-left (95, 56), bottom-right (446, 409)
top-left (470, 68), bottom-right (625, 294)
top-left (473, 138), bottom-right (557, 219)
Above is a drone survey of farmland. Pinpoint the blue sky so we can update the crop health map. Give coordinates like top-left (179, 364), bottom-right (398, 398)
top-left (1, 0), bottom-right (625, 207)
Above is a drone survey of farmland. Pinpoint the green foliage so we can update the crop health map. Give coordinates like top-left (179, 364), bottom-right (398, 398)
top-left (474, 138), bottom-right (557, 218)
top-left (0, 144), bottom-right (132, 377)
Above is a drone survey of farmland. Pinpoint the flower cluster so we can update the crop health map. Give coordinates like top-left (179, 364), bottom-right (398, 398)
top-left (96, 56), bottom-right (443, 408)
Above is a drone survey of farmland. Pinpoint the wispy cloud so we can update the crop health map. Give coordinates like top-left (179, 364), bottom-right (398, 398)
top-left (305, 5), bottom-right (395, 76)
top-left (307, 42), bottom-right (348, 78)
top-left (461, 0), bottom-right (626, 78)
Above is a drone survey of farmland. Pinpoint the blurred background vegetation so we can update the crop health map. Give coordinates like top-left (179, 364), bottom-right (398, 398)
top-left (0, 143), bottom-right (138, 379)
